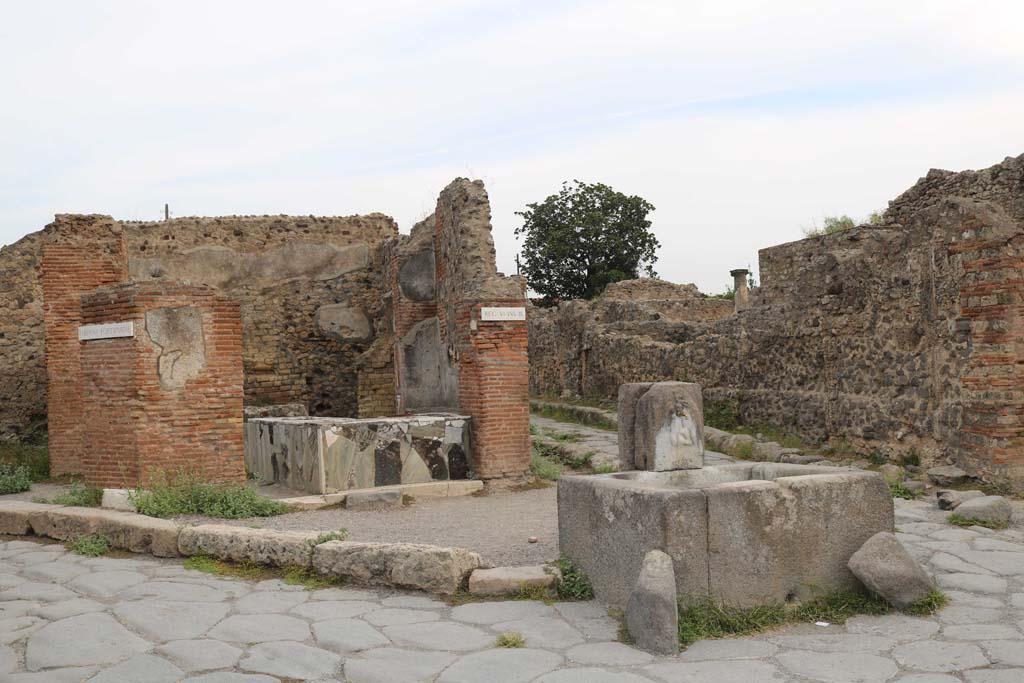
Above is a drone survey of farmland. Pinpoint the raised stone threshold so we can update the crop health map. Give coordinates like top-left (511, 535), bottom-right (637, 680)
top-left (0, 501), bottom-right (490, 595)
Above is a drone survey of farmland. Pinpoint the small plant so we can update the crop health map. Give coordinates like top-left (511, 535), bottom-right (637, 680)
top-left (905, 588), bottom-right (949, 616)
top-left (889, 481), bottom-right (919, 500)
top-left (402, 494), bottom-right (416, 506)
top-left (0, 464), bottom-right (32, 494)
top-left (0, 442), bottom-right (50, 482)
top-left (735, 441), bottom-right (755, 460)
top-left (183, 554), bottom-right (347, 588)
top-left (550, 431), bottom-right (583, 443)
top-left (530, 447), bottom-right (563, 481)
top-left (899, 449), bottom-right (921, 468)
top-left (555, 555), bottom-right (594, 600)
top-left (35, 480), bottom-right (103, 507)
top-left (69, 533), bottom-right (109, 557)
top-left (704, 399), bottom-right (739, 431)
top-left (517, 582), bottom-right (552, 602)
top-left (948, 512), bottom-right (1008, 531)
top-left (280, 564), bottom-right (348, 589)
top-left (592, 463), bottom-right (618, 475)
top-left (495, 632), bottom-right (525, 648)
top-left (868, 450), bottom-right (888, 466)
top-left (307, 529), bottom-right (350, 547)
top-left (129, 470), bottom-right (289, 519)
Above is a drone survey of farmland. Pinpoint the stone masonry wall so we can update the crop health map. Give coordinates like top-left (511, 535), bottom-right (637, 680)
top-left (0, 231), bottom-right (45, 441)
top-left (531, 154), bottom-right (1024, 487)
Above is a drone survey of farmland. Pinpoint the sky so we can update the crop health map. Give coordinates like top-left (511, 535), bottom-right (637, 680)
top-left (2, 1), bottom-right (1023, 294)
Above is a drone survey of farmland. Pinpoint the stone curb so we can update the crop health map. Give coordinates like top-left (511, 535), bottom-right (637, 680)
top-left (530, 400), bottom-right (618, 430)
top-left (0, 501), bottom-right (486, 594)
top-left (468, 564), bottom-right (560, 596)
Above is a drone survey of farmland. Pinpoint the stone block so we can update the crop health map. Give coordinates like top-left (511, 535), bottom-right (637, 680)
top-left (936, 489), bottom-right (985, 510)
top-left (626, 550), bottom-right (679, 655)
top-left (954, 496), bottom-right (1012, 526)
top-left (446, 480), bottom-right (485, 497)
top-left (346, 489), bottom-right (402, 511)
top-left (926, 465), bottom-right (969, 486)
top-left (101, 489), bottom-right (136, 512)
top-left (617, 382), bottom-right (652, 470)
top-left (848, 532), bottom-right (934, 608)
top-left (468, 565), bottom-right (559, 596)
top-left (702, 427), bottom-right (729, 452)
top-left (315, 303), bottom-right (371, 342)
top-left (28, 507), bottom-right (181, 557)
top-left (0, 501), bottom-right (61, 535)
top-left (634, 382), bottom-right (704, 471)
top-left (178, 525), bottom-right (318, 567)
top-left (312, 541), bottom-right (484, 594)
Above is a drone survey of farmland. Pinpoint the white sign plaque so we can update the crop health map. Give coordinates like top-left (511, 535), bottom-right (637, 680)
top-left (480, 307), bottom-right (526, 322)
top-left (78, 321), bottom-right (135, 341)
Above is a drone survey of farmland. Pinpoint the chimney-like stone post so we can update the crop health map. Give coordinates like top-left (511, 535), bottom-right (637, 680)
top-left (731, 268), bottom-right (750, 313)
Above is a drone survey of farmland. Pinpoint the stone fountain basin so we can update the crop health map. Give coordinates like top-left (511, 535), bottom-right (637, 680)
top-left (557, 463), bottom-right (893, 608)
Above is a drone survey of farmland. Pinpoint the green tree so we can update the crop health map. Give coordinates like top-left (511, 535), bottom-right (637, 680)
top-left (515, 181), bottom-right (659, 301)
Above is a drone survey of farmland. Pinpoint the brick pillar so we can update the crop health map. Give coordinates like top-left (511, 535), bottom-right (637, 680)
top-left (455, 299), bottom-right (531, 478)
top-left (41, 215), bottom-right (128, 476)
top-left (78, 282), bottom-right (245, 487)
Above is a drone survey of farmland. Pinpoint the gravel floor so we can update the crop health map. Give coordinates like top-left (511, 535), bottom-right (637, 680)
top-left (206, 485), bottom-right (560, 568)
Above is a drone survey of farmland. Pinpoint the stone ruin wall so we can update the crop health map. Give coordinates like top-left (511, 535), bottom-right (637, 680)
top-left (0, 213), bottom-right (398, 440)
top-left (531, 154), bottom-right (1024, 487)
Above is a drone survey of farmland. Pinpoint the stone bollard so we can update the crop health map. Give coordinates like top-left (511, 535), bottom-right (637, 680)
top-left (730, 268), bottom-right (750, 313)
top-left (619, 382), bottom-right (704, 471)
top-left (626, 550), bottom-right (679, 655)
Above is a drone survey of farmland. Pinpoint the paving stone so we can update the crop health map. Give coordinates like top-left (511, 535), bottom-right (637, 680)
top-left (437, 648), bottom-right (563, 683)
top-left (644, 660), bottom-right (788, 682)
top-left (846, 614), bottom-right (940, 640)
top-left (234, 590), bottom-right (308, 614)
top-left (0, 581), bottom-right (76, 602)
top-left (0, 643), bottom-right (16, 673)
top-left (7, 666), bottom-right (101, 682)
top-left (535, 669), bottom-right (657, 683)
top-left (892, 640), bottom-right (989, 672)
top-left (0, 600), bottom-right (35, 618)
top-left (114, 600), bottom-right (231, 641)
top-left (87, 654), bottom-right (184, 683)
top-left (930, 552), bottom-right (994, 575)
top-left (253, 578), bottom-right (307, 592)
top-left (566, 641), bottom-right (654, 665)
top-left (776, 650), bottom-right (898, 683)
top-left (675, 638), bottom-right (778, 661)
top-left (156, 639), bottom-right (243, 671)
top-left (0, 616), bottom-right (46, 644)
top-left (309, 587), bottom-right (378, 601)
top-left (21, 561), bottom-right (92, 582)
top-left (492, 616), bottom-right (585, 648)
top-left (385, 621), bottom-right (493, 651)
top-left (576, 616), bottom-right (620, 640)
top-left (239, 640), bottom-right (342, 679)
top-left (768, 633), bottom-right (894, 652)
top-left (7, 551), bottom-right (62, 566)
top-left (946, 591), bottom-right (1006, 608)
top-left (181, 675), bottom-right (279, 683)
top-left (929, 528), bottom-right (981, 541)
top-left (380, 594), bottom-right (446, 609)
top-left (891, 675), bottom-right (961, 682)
top-left (292, 599), bottom-right (379, 620)
top-left (24, 613), bottom-right (150, 670)
top-left (937, 572), bottom-right (1008, 593)
top-left (65, 570), bottom-right (147, 597)
top-left (120, 580), bottom-right (235, 602)
top-left (953, 551), bottom-right (1024, 576)
top-left (942, 623), bottom-right (1021, 640)
top-left (936, 605), bottom-right (1006, 624)
top-left (450, 600), bottom-right (554, 624)
top-left (207, 613), bottom-right (310, 643)
top-left (964, 671), bottom-right (1024, 683)
top-left (0, 572), bottom-right (26, 589)
top-left (363, 607), bottom-right (441, 626)
top-left (313, 618), bottom-right (390, 652)
top-left (552, 601), bottom-right (608, 621)
top-left (982, 639), bottom-right (1024, 666)
top-left (344, 647), bottom-right (457, 683)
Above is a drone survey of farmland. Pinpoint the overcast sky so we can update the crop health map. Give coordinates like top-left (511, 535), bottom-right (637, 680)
top-left (2, 1), bottom-right (1022, 293)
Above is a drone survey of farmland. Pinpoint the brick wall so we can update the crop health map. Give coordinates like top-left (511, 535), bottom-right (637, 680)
top-left (41, 215), bottom-right (129, 476)
top-left (78, 282), bottom-right (245, 487)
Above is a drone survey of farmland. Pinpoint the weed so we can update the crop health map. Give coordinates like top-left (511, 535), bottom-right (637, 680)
top-left (307, 529), bottom-right (350, 547)
top-left (704, 399), bottom-right (739, 431)
top-left (517, 582), bottom-right (553, 602)
top-left (792, 589), bottom-right (889, 623)
top-left (530, 447), bottom-right (563, 481)
top-left (534, 404), bottom-right (616, 431)
top-left (550, 431), bottom-right (583, 443)
top-left (904, 589), bottom-right (949, 616)
top-left (0, 442), bottom-right (50, 482)
top-left (35, 480), bottom-right (103, 507)
top-left (900, 449), bottom-right (921, 468)
top-left (735, 441), bottom-right (755, 460)
top-left (183, 554), bottom-right (347, 588)
top-left (889, 481), bottom-right (919, 500)
top-left (555, 555), bottom-right (594, 600)
top-left (402, 494), bottom-right (416, 506)
top-left (593, 463), bottom-right (618, 475)
top-left (68, 533), bottom-right (110, 557)
top-left (609, 608), bottom-right (633, 644)
top-left (280, 565), bottom-right (348, 589)
top-left (948, 512), bottom-right (1008, 531)
top-left (868, 450), bottom-right (888, 466)
top-left (129, 470), bottom-right (288, 519)
top-left (495, 632), bottom-right (525, 648)
top-left (0, 464), bottom-right (32, 494)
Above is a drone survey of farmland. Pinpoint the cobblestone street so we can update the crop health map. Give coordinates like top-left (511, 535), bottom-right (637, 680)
top-left (0, 498), bottom-right (1021, 682)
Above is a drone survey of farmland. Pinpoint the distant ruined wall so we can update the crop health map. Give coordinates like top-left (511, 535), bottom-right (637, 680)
top-left (531, 154), bottom-right (1024, 486)
top-left (0, 231), bottom-right (45, 441)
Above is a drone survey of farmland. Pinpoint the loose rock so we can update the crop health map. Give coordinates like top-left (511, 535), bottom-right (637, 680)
top-left (953, 496), bottom-right (1012, 526)
top-left (936, 489), bottom-right (985, 511)
top-left (926, 466), bottom-right (969, 487)
top-left (848, 532), bottom-right (934, 609)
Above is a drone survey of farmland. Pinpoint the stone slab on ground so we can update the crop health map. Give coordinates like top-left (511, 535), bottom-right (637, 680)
top-left (955, 496), bottom-right (1013, 526)
top-left (178, 524), bottom-right (318, 567)
top-left (312, 541), bottom-right (483, 594)
top-left (28, 506), bottom-right (181, 557)
top-left (346, 489), bottom-right (402, 511)
top-left (469, 565), bottom-right (558, 595)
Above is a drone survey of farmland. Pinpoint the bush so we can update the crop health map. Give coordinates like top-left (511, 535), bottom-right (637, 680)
top-left (555, 555), bottom-right (594, 600)
top-left (35, 480), bottom-right (102, 507)
top-left (704, 400), bottom-right (739, 431)
top-left (0, 464), bottom-right (32, 494)
top-left (69, 534), bottom-right (109, 557)
top-left (130, 471), bottom-right (289, 519)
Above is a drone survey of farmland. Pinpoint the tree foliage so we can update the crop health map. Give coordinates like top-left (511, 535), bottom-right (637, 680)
top-left (515, 181), bottom-right (659, 301)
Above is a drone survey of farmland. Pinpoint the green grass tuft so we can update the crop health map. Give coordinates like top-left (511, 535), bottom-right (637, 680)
top-left (948, 512), bottom-right (1008, 530)
top-left (183, 554), bottom-right (347, 589)
top-left (889, 481), bottom-right (919, 500)
top-left (0, 464), bottom-right (33, 494)
top-left (904, 588), bottom-right (949, 616)
top-left (555, 555), bottom-right (594, 601)
top-left (129, 470), bottom-right (288, 519)
top-left (69, 533), bottom-right (110, 557)
top-left (592, 463), bottom-right (618, 475)
top-left (495, 632), bottom-right (525, 648)
top-left (34, 480), bottom-right (103, 507)
top-left (307, 529), bottom-right (350, 547)
top-left (530, 446), bottom-right (563, 481)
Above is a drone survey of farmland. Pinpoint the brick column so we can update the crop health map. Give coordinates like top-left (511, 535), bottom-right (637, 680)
top-left (41, 215), bottom-right (128, 476)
